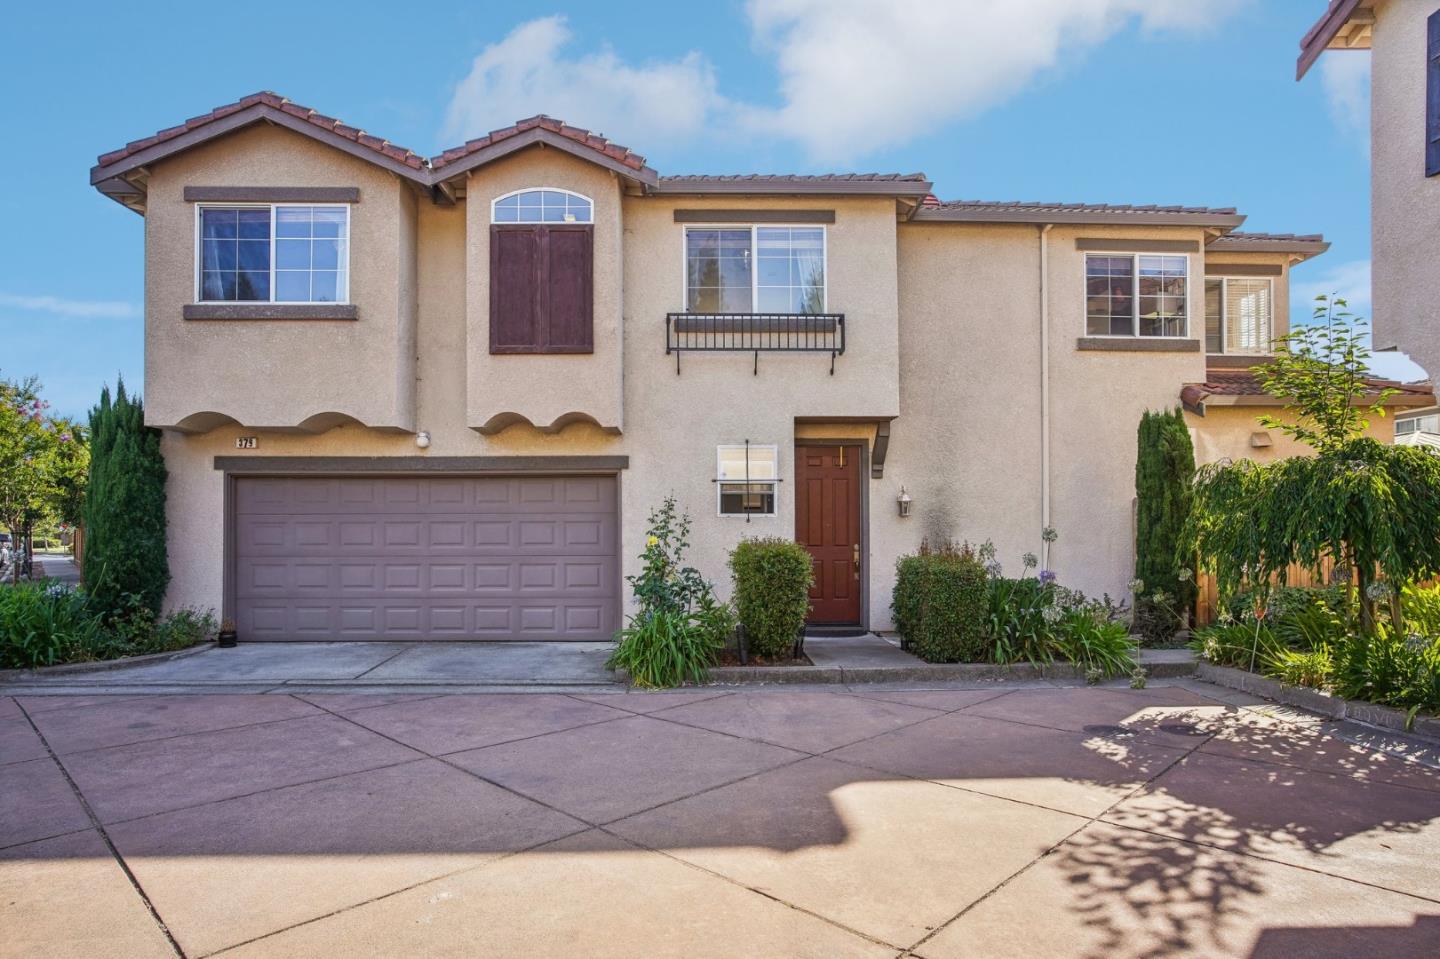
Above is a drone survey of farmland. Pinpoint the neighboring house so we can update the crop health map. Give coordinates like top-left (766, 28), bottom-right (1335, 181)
top-left (1395, 406), bottom-right (1440, 446)
top-left (1298, 0), bottom-right (1440, 379)
top-left (92, 91), bottom-right (1415, 643)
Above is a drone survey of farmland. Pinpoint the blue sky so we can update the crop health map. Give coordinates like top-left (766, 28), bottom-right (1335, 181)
top-left (1, 0), bottom-right (1410, 420)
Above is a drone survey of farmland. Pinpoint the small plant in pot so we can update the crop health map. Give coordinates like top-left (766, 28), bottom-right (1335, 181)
top-left (217, 617), bottom-right (238, 648)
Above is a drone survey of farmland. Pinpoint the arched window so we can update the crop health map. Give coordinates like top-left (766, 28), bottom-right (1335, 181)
top-left (492, 188), bottom-right (593, 224)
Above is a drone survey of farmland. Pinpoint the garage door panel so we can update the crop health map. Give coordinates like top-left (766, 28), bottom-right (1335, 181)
top-left (234, 475), bottom-right (618, 641)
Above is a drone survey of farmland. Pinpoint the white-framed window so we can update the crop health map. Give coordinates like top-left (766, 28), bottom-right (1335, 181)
top-left (195, 204), bottom-right (350, 303)
top-left (1204, 277), bottom-right (1274, 354)
top-left (1397, 414), bottom-right (1440, 435)
top-left (716, 444), bottom-right (778, 516)
top-left (1085, 253), bottom-right (1188, 337)
top-left (492, 188), bottom-right (593, 224)
top-left (684, 226), bottom-right (826, 314)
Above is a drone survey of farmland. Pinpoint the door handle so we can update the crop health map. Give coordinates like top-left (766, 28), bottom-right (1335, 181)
top-left (852, 543), bottom-right (861, 574)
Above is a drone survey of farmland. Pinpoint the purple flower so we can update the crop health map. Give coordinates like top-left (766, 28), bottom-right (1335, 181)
top-left (1038, 569), bottom-right (1057, 585)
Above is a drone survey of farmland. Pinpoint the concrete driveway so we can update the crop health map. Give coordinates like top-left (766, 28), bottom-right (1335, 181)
top-left (3, 683), bottom-right (1439, 958)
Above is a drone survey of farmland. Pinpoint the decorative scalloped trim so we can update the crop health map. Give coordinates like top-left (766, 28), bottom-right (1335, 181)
top-left (473, 410), bottom-right (620, 436)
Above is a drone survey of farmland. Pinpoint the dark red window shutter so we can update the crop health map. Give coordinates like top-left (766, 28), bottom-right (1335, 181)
top-left (1429, 11), bottom-right (1440, 177)
top-left (490, 226), bottom-right (541, 352)
top-left (489, 224), bottom-right (594, 354)
top-left (544, 225), bottom-right (594, 352)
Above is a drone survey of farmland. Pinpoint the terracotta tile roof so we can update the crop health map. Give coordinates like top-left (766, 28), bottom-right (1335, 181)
top-left (659, 173), bottom-right (930, 184)
top-left (928, 199), bottom-right (1239, 216)
top-left (431, 115), bottom-right (649, 173)
top-left (912, 199), bottom-right (1245, 227)
top-left (1181, 369), bottom-right (1433, 412)
top-left (95, 91), bottom-right (426, 171)
top-left (1215, 231), bottom-right (1325, 244)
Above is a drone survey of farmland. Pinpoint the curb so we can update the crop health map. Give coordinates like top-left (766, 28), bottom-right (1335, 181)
top-left (705, 655), bottom-right (1196, 686)
top-left (1197, 662), bottom-right (1440, 742)
top-left (0, 642), bottom-right (217, 680)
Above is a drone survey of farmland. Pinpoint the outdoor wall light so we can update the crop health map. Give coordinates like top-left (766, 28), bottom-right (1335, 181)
top-left (897, 487), bottom-right (913, 518)
top-left (415, 431), bottom-right (431, 449)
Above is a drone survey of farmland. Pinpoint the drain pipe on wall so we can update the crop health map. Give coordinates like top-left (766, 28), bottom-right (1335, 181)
top-left (1039, 223), bottom-right (1053, 570)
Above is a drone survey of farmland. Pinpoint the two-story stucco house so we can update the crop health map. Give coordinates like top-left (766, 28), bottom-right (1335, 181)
top-left (89, 92), bottom-right (1429, 645)
top-left (1299, 0), bottom-right (1440, 380)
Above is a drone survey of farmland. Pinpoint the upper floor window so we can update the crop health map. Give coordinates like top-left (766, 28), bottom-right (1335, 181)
top-left (197, 205), bottom-right (349, 303)
top-left (1085, 253), bottom-right (1187, 337)
top-left (685, 226), bottom-right (826, 314)
top-left (489, 189), bottom-right (594, 354)
top-left (1398, 413), bottom-right (1440, 435)
top-left (1204, 277), bottom-right (1273, 354)
top-left (492, 188), bottom-right (593, 224)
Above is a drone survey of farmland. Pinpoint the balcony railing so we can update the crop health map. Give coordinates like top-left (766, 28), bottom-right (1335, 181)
top-left (665, 312), bottom-right (845, 374)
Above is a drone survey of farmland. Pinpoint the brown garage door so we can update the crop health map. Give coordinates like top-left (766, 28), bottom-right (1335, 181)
top-left (233, 475), bottom-right (619, 641)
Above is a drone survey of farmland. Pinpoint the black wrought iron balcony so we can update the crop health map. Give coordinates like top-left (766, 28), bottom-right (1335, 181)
top-left (664, 313), bottom-right (845, 374)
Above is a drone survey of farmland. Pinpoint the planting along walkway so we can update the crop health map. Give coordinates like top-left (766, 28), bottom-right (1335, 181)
top-left (3, 681), bottom-right (1439, 957)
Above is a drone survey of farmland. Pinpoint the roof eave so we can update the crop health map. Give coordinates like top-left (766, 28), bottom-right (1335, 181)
top-left (651, 179), bottom-right (934, 198)
top-left (912, 209), bottom-right (1246, 228)
top-left (1207, 238), bottom-right (1331, 256)
top-left (1297, 0), bottom-right (1370, 79)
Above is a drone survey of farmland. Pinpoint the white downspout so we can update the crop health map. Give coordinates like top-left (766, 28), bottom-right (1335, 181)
top-left (1039, 224), bottom-right (1053, 569)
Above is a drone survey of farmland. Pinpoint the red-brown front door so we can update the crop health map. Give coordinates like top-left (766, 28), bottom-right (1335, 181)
top-left (795, 444), bottom-right (863, 625)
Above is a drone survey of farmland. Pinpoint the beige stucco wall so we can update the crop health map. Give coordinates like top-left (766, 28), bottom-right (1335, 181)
top-left (1370, 0), bottom-right (1439, 379)
top-left (464, 149), bottom-right (625, 433)
top-left (147, 131), bottom-right (1258, 635)
top-left (1186, 405), bottom-right (1394, 466)
top-left (143, 123), bottom-right (418, 433)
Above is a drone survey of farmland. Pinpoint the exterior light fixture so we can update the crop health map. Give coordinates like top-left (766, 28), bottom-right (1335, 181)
top-left (897, 487), bottom-right (913, 518)
top-left (415, 431), bottom-right (431, 449)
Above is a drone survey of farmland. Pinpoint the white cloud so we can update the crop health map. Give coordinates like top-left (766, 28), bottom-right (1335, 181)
top-left (1319, 52), bottom-right (1370, 138)
top-left (1292, 258), bottom-right (1372, 315)
top-left (444, 3), bottom-right (1248, 164)
top-left (0, 292), bottom-right (137, 319)
top-left (738, 0), bottom-right (1248, 159)
top-left (442, 16), bottom-right (726, 148)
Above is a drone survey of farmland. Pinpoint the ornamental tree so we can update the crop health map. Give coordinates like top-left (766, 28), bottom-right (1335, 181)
top-left (84, 380), bottom-right (169, 614)
top-left (0, 375), bottom-right (84, 582)
top-left (1134, 407), bottom-right (1196, 634)
top-left (1185, 295), bottom-right (1440, 631)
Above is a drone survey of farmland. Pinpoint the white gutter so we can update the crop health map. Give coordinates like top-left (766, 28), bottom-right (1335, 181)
top-left (1039, 224), bottom-right (1053, 569)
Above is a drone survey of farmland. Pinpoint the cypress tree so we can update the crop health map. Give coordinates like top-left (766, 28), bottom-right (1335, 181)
top-left (1134, 407), bottom-right (1195, 637)
top-left (84, 380), bottom-right (169, 615)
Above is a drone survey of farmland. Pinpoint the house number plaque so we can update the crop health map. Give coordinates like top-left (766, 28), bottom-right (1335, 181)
top-left (235, 436), bottom-right (259, 449)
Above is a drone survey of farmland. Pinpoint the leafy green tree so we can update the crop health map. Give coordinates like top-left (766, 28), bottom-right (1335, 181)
top-left (0, 375), bottom-right (84, 581)
top-left (1134, 407), bottom-right (1196, 622)
top-left (1185, 295), bottom-right (1440, 632)
top-left (1254, 295), bottom-right (1396, 452)
top-left (84, 380), bottom-right (169, 614)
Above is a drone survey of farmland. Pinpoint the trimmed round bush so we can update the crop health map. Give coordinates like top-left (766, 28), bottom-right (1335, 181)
top-left (729, 538), bottom-right (814, 659)
top-left (892, 550), bottom-right (989, 663)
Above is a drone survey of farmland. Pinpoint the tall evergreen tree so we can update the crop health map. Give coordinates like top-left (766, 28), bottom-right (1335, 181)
top-left (1134, 407), bottom-right (1196, 630)
top-left (84, 380), bottom-right (169, 614)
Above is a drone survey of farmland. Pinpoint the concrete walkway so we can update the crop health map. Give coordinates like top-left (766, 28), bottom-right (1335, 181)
top-left (2, 682), bottom-right (1438, 957)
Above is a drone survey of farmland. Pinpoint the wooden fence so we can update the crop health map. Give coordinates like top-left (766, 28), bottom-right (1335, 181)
top-left (1193, 555), bottom-right (1340, 626)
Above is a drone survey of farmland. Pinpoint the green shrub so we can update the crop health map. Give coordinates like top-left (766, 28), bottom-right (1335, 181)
top-left (84, 381), bottom-right (169, 617)
top-left (607, 596), bottom-right (734, 688)
top-left (985, 575), bottom-right (1055, 666)
top-left (893, 543), bottom-right (989, 663)
top-left (1271, 648), bottom-right (1334, 689)
top-left (1331, 626), bottom-right (1440, 714)
top-left (1190, 622), bottom-right (1288, 672)
top-left (607, 496), bottom-right (732, 687)
top-left (0, 581), bottom-right (104, 668)
top-left (1052, 608), bottom-right (1137, 678)
top-left (1134, 407), bottom-right (1195, 618)
top-left (729, 537), bottom-right (813, 659)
